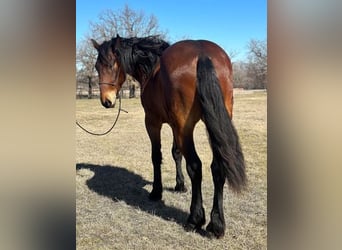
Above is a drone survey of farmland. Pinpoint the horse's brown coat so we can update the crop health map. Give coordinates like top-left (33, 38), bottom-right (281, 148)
top-left (92, 36), bottom-right (245, 238)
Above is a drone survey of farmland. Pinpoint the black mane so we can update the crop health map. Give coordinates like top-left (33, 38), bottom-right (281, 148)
top-left (111, 36), bottom-right (170, 82)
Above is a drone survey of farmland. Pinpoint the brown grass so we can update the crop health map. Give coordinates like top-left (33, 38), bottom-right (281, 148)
top-left (76, 90), bottom-right (267, 249)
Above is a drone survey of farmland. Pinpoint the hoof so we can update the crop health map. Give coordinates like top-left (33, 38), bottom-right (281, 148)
top-left (184, 208), bottom-right (206, 232)
top-left (206, 221), bottom-right (225, 239)
top-left (184, 221), bottom-right (199, 232)
top-left (174, 183), bottom-right (187, 193)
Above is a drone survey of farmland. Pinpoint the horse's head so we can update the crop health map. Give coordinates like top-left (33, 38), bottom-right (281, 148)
top-left (91, 35), bottom-right (126, 108)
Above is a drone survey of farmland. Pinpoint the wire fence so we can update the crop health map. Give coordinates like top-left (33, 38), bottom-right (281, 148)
top-left (76, 81), bottom-right (141, 99)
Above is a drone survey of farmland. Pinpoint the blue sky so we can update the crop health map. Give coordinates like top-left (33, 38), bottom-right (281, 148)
top-left (76, 0), bottom-right (266, 61)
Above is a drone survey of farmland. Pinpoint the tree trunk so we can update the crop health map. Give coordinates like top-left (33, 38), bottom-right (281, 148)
top-left (88, 76), bottom-right (92, 99)
top-left (129, 84), bottom-right (135, 98)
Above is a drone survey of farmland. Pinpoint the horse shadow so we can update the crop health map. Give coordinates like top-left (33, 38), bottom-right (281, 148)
top-left (76, 163), bottom-right (192, 229)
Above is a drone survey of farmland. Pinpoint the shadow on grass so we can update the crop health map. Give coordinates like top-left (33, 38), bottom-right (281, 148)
top-left (76, 163), bottom-right (196, 230)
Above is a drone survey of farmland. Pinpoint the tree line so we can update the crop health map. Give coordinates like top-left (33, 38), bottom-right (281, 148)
top-left (76, 5), bottom-right (266, 98)
top-left (233, 39), bottom-right (267, 89)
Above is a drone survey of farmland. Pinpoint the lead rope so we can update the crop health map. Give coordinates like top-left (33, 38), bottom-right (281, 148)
top-left (76, 95), bottom-right (128, 136)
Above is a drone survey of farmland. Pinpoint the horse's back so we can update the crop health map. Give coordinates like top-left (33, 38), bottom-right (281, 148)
top-left (162, 40), bottom-right (232, 75)
top-left (159, 40), bottom-right (234, 120)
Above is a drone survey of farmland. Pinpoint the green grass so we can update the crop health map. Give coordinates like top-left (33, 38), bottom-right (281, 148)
top-left (76, 90), bottom-right (267, 249)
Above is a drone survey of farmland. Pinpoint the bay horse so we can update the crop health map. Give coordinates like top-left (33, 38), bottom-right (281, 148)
top-left (91, 35), bottom-right (246, 238)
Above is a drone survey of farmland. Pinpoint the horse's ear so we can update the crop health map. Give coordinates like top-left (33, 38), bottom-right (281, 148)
top-left (113, 34), bottom-right (121, 50)
top-left (91, 39), bottom-right (100, 50)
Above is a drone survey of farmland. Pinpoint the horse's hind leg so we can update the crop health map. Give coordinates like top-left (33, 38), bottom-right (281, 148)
top-left (172, 138), bottom-right (187, 192)
top-left (206, 159), bottom-right (226, 238)
top-left (176, 132), bottom-right (205, 231)
top-left (145, 117), bottom-right (163, 201)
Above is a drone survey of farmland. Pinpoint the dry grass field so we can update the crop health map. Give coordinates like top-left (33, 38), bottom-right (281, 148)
top-left (76, 90), bottom-right (267, 249)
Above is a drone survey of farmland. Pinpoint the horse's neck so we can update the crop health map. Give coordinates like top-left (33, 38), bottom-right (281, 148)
top-left (133, 62), bottom-right (160, 94)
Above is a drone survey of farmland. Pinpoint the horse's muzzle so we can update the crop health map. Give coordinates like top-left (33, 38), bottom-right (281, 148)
top-left (103, 99), bottom-right (113, 108)
top-left (102, 96), bottom-right (117, 109)
top-left (100, 88), bottom-right (117, 108)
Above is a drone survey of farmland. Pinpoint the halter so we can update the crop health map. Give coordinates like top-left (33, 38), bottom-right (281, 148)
top-left (98, 82), bottom-right (116, 87)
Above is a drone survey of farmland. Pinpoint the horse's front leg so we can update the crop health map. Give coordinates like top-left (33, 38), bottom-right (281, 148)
top-left (145, 116), bottom-right (163, 201)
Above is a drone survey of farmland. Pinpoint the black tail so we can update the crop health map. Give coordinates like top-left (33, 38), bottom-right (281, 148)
top-left (196, 55), bottom-right (246, 192)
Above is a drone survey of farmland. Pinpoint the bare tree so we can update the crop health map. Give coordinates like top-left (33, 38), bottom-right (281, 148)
top-left (227, 49), bottom-right (240, 63)
top-left (246, 39), bottom-right (267, 89)
top-left (76, 40), bottom-right (98, 98)
top-left (233, 61), bottom-right (249, 89)
top-left (88, 4), bottom-right (167, 42)
top-left (76, 5), bottom-right (168, 98)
